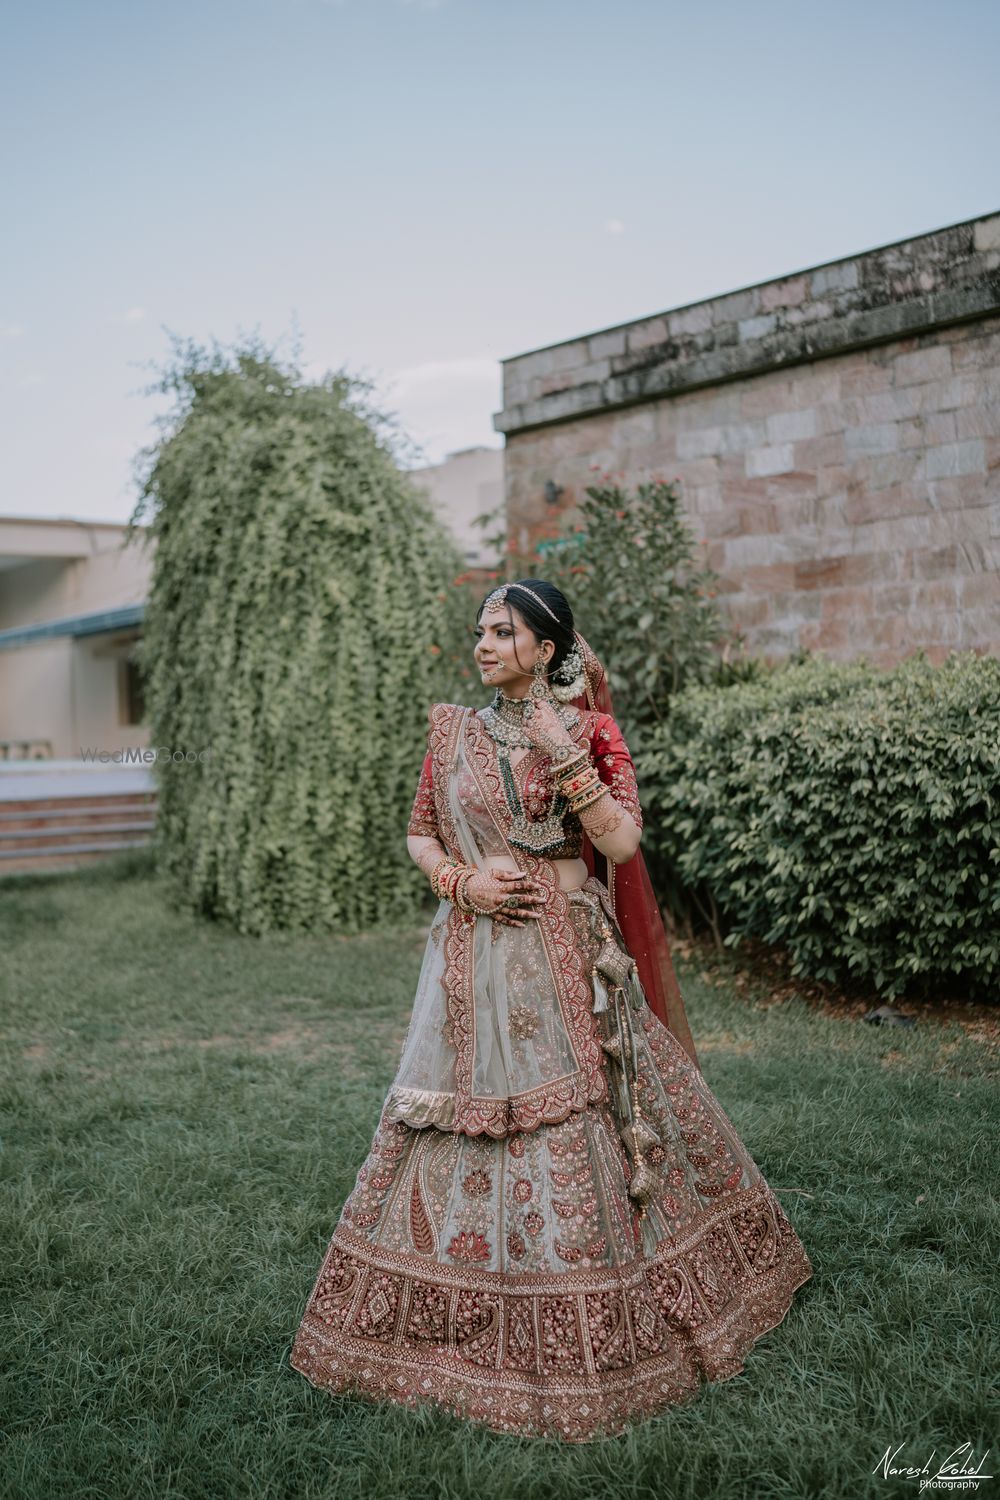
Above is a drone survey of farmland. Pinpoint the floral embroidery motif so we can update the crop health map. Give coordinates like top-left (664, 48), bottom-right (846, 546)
top-left (513, 1178), bottom-right (533, 1204)
top-left (463, 1169), bottom-right (492, 1197)
top-left (523, 1210), bottom-right (544, 1237)
top-left (508, 1005), bottom-right (540, 1040)
top-left (447, 1230), bottom-right (492, 1262)
top-left (506, 1231), bottom-right (526, 1259)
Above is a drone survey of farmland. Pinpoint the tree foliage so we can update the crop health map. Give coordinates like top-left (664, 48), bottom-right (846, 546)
top-left (128, 333), bottom-right (468, 934)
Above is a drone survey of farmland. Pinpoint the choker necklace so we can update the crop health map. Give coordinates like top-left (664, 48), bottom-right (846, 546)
top-left (480, 687), bottom-right (580, 750)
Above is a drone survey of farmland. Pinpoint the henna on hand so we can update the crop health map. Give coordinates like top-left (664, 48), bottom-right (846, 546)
top-left (465, 869), bottom-right (546, 927)
top-left (411, 837), bottom-right (449, 880)
top-left (577, 794), bottom-right (627, 841)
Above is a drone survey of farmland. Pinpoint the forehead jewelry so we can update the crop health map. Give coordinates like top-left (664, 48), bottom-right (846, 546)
top-left (482, 582), bottom-right (559, 621)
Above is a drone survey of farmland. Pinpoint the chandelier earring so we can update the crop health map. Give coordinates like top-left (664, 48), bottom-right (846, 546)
top-left (529, 652), bottom-right (552, 702)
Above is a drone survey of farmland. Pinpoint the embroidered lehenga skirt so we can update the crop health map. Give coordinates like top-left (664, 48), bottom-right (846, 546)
top-left (289, 869), bottom-right (814, 1442)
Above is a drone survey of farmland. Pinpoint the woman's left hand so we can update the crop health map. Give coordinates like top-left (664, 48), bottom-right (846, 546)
top-left (522, 698), bottom-right (576, 754)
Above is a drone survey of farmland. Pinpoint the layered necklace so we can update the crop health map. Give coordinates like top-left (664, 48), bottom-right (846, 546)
top-left (479, 688), bottom-right (582, 853)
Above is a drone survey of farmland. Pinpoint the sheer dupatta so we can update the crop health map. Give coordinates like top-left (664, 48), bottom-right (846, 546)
top-left (386, 704), bottom-right (609, 1138)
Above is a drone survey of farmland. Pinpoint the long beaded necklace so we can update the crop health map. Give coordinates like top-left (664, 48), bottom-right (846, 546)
top-left (479, 688), bottom-right (582, 853)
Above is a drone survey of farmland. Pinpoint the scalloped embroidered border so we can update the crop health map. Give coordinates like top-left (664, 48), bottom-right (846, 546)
top-left (290, 1179), bottom-right (814, 1443)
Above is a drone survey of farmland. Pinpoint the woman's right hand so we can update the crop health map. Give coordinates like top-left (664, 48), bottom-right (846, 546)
top-left (463, 868), bottom-right (546, 926)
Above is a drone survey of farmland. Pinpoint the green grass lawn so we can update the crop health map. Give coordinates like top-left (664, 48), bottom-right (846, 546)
top-left (1, 851), bottom-right (996, 1500)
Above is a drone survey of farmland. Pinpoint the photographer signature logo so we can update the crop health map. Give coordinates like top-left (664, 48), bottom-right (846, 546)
top-left (875, 1442), bottom-right (993, 1492)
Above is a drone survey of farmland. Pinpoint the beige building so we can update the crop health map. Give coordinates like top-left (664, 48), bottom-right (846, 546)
top-left (407, 444), bottom-right (503, 567)
top-left (0, 515), bottom-right (151, 761)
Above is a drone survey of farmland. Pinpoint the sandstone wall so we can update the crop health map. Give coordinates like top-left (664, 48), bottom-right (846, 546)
top-left (493, 212), bottom-right (1000, 664)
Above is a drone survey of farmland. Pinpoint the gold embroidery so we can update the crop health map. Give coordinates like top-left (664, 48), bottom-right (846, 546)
top-left (292, 1174), bottom-right (812, 1441)
top-left (295, 710), bottom-right (819, 1441)
top-left (508, 1005), bottom-right (541, 1040)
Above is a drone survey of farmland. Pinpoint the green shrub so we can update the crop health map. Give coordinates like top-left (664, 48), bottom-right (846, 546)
top-left (639, 650), bottom-right (1000, 999)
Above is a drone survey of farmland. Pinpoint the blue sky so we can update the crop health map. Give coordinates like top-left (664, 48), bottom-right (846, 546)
top-left (2, 0), bottom-right (997, 523)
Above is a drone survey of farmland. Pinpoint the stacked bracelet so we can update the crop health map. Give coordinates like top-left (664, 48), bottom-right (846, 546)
top-left (553, 745), bottom-right (588, 779)
top-left (454, 866), bottom-right (497, 922)
top-left (430, 857), bottom-right (464, 901)
top-left (555, 755), bottom-right (610, 814)
top-left (427, 855), bottom-right (497, 922)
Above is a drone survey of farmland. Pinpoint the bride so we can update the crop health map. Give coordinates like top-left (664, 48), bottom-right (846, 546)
top-left (290, 577), bottom-right (813, 1442)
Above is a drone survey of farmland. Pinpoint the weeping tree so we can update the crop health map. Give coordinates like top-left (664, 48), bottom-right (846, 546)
top-left (127, 333), bottom-right (468, 935)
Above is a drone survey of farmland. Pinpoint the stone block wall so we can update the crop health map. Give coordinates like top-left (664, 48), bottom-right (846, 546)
top-left (492, 212), bottom-right (1000, 665)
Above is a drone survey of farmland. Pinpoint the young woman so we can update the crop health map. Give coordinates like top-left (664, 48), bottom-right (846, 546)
top-left (290, 578), bottom-right (813, 1442)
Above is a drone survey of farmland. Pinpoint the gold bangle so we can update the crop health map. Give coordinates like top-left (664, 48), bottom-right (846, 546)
top-left (433, 859), bottom-right (464, 900)
top-left (452, 867), bottom-right (476, 911)
top-left (560, 765), bottom-right (602, 799)
top-left (570, 783), bottom-right (610, 814)
top-left (554, 747), bottom-right (589, 777)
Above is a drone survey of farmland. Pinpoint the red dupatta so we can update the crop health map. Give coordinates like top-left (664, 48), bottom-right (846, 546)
top-left (569, 633), bottom-right (701, 1073)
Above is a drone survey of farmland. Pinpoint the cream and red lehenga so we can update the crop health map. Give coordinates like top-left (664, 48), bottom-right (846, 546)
top-left (290, 661), bottom-right (813, 1442)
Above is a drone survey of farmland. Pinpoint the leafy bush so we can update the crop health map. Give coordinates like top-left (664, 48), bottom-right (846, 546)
top-left (129, 334), bottom-right (468, 935)
top-left (639, 650), bottom-right (1000, 999)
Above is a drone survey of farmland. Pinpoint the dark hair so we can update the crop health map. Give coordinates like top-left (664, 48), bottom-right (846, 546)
top-left (475, 578), bottom-right (576, 681)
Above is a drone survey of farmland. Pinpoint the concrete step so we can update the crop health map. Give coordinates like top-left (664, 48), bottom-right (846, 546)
top-left (0, 842), bottom-right (154, 875)
top-left (0, 781), bottom-right (158, 874)
top-left (0, 821), bottom-right (157, 852)
top-left (0, 800), bottom-right (156, 832)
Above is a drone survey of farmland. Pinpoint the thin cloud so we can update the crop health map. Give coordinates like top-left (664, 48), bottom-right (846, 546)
top-left (381, 354), bottom-right (501, 465)
top-left (1, 324), bottom-right (25, 338)
top-left (606, 219), bottom-right (625, 235)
